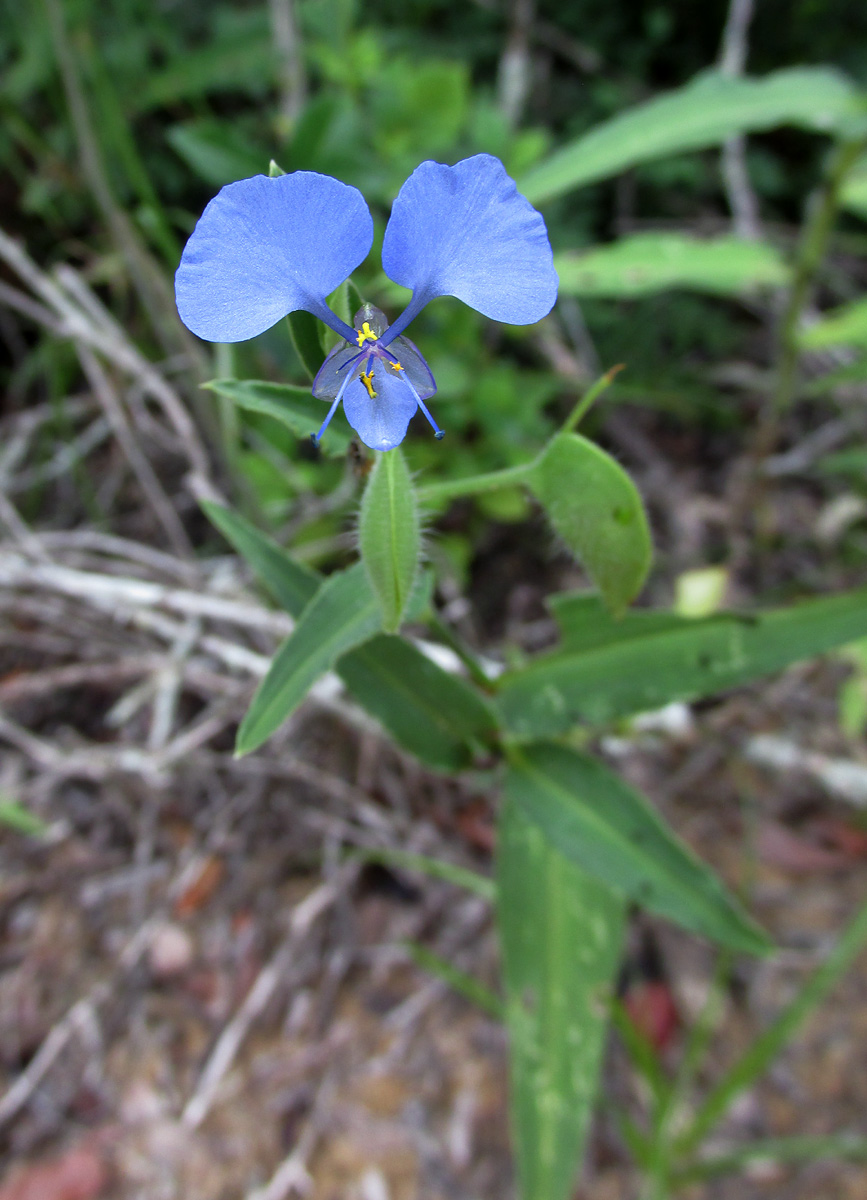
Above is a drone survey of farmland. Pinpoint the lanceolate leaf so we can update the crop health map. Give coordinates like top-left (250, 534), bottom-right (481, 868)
top-left (338, 635), bottom-right (498, 769)
top-left (204, 378), bottom-right (353, 456)
top-left (520, 67), bottom-right (862, 204)
top-left (555, 234), bottom-right (790, 299)
top-left (527, 433), bottom-right (652, 615)
top-left (506, 743), bottom-right (770, 955)
top-left (203, 506), bottom-right (494, 769)
top-left (201, 501), bottom-right (319, 615)
top-left (236, 562), bottom-right (381, 755)
top-left (497, 585), bottom-right (867, 737)
top-left (359, 448), bottom-right (421, 632)
top-left (497, 799), bottom-right (627, 1200)
top-left (286, 309), bottom-right (325, 380)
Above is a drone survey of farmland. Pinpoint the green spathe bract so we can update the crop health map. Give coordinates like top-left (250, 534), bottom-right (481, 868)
top-left (358, 447), bottom-right (421, 633)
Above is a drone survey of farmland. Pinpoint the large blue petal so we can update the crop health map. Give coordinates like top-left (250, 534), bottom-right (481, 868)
top-left (175, 173), bottom-right (373, 343)
top-left (380, 154), bottom-right (558, 341)
top-left (342, 371), bottom-right (418, 452)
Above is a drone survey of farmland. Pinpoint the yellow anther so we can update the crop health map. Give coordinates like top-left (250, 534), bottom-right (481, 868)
top-left (389, 360), bottom-right (404, 373)
top-left (356, 321), bottom-right (377, 347)
top-left (360, 369), bottom-right (377, 399)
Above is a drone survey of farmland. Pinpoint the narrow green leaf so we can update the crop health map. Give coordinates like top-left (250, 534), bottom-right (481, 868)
top-left (236, 562), bottom-right (381, 755)
top-left (404, 942), bottom-right (504, 1018)
top-left (286, 310), bottom-right (325, 381)
top-left (506, 743), bottom-right (771, 955)
top-left (204, 378), bottom-right (353, 456)
top-left (497, 585), bottom-right (867, 737)
top-left (800, 296), bottom-right (867, 349)
top-left (549, 592), bottom-right (685, 654)
top-left (352, 846), bottom-right (496, 901)
top-left (676, 1134), bottom-right (867, 1183)
top-left (0, 799), bottom-right (49, 837)
top-left (497, 798), bottom-right (627, 1200)
top-left (201, 502), bottom-right (319, 615)
top-left (358, 448), bottom-right (421, 633)
top-left (520, 67), bottom-right (862, 204)
top-left (347, 279), bottom-right (364, 317)
top-left (556, 235), bottom-right (790, 299)
top-left (676, 893), bottom-right (867, 1155)
top-left (337, 634), bottom-right (499, 769)
top-left (527, 433), bottom-right (652, 615)
top-left (202, 505), bottom-right (483, 767)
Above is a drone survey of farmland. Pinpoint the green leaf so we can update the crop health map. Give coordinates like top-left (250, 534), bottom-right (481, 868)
top-left (353, 846), bottom-right (495, 901)
top-left (286, 310), bottom-right (325, 381)
top-left (527, 433), bottom-right (652, 615)
top-left (358, 448), bottom-right (421, 633)
top-left (200, 502), bottom-right (319, 615)
top-left (520, 67), bottom-right (862, 204)
top-left (555, 234), bottom-right (790, 299)
top-left (204, 378), bottom-right (353, 457)
top-left (841, 154), bottom-right (867, 221)
top-left (498, 585), bottom-right (867, 737)
top-left (800, 296), bottom-right (867, 349)
top-left (0, 799), bottom-right (49, 837)
top-left (202, 506), bottom-right (487, 768)
top-left (549, 592), bottom-right (685, 654)
top-left (166, 119), bottom-right (267, 187)
top-left (506, 743), bottom-right (770, 954)
top-left (337, 634), bottom-right (499, 769)
top-left (404, 942), bottom-right (503, 1018)
top-left (236, 562), bottom-right (382, 755)
top-left (676, 893), bottom-right (867, 1156)
top-left (497, 798), bottom-right (626, 1200)
top-left (676, 1134), bottom-right (867, 1184)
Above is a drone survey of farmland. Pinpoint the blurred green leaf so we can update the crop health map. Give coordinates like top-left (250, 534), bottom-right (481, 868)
top-left (204, 378), bottom-right (353, 457)
top-left (359, 449), bottom-right (421, 633)
top-left (841, 155), bottom-right (867, 220)
top-left (166, 119), bottom-right (267, 186)
top-left (0, 799), bottom-right (49, 837)
top-left (497, 798), bottom-right (627, 1200)
top-left (203, 506), bottom-right (487, 767)
top-left (521, 68), bottom-right (863, 204)
top-left (800, 296), bottom-right (867, 349)
top-left (286, 311), bottom-right (326, 382)
top-left (550, 593), bottom-right (685, 654)
top-left (338, 635), bottom-right (498, 768)
top-left (527, 433), bottom-right (652, 615)
top-left (200, 501), bottom-right (319, 614)
top-left (136, 11), bottom-right (273, 111)
top-left (556, 235), bottom-right (790, 298)
top-left (405, 942), bottom-right (503, 1018)
top-left (236, 563), bottom-right (382, 755)
top-left (505, 743), bottom-right (770, 954)
top-left (354, 846), bottom-right (495, 900)
top-left (497, 585), bottom-right (867, 737)
top-left (676, 892), bottom-right (867, 1155)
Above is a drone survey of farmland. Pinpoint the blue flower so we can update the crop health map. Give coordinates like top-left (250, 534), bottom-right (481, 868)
top-left (175, 154), bottom-right (558, 452)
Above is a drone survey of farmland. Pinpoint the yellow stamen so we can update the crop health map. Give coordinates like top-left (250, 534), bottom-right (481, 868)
top-left (356, 321), bottom-right (377, 347)
top-left (360, 369), bottom-right (377, 398)
top-left (389, 360), bottom-right (404, 372)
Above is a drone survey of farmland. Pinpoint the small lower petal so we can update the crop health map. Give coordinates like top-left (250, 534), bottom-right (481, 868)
top-left (343, 371), bottom-right (418, 451)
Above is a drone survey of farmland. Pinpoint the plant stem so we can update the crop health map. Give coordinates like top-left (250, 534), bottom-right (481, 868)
top-left (418, 461), bottom-right (532, 506)
top-left (561, 363), bottom-right (625, 434)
